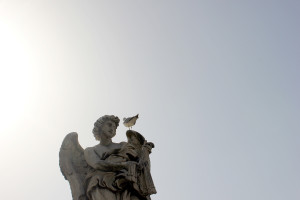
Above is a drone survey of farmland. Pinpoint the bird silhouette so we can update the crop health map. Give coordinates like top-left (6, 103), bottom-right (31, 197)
top-left (123, 114), bottom-right (139, 130)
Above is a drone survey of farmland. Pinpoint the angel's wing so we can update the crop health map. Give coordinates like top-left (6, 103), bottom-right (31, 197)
top-left (59, 132), bottom-right (88, 200)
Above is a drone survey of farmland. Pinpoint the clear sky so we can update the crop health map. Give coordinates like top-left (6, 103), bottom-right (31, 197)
top-left (0, 1), bottom-right (299, 200)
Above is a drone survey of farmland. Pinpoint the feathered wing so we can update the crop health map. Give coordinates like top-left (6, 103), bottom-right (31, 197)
top-left (59, 132), bottom-right (88, 200)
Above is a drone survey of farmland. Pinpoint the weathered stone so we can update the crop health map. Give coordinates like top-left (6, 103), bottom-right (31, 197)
top-left (59, 115), bottom-right (156, 200)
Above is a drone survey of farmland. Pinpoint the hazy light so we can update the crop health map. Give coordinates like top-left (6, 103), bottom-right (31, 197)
top-left (0, 21), bottom-right (33, 134)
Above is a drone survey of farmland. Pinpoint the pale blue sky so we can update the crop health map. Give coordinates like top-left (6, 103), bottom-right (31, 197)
top-left (0, 1), bottom-right (299, 200)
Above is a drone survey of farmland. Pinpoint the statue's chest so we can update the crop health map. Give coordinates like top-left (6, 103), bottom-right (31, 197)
top-left (93, 147), bottom-right (107, 158)
top-left (94, 144), bottom-right (120, 159)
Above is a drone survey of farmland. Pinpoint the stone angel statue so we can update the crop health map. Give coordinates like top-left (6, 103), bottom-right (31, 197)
top-left (59, 115), bottom-right (156, 200)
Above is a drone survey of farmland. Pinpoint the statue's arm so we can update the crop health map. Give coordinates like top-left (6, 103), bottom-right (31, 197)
top-left (84, 147), bottom-right (126, 172)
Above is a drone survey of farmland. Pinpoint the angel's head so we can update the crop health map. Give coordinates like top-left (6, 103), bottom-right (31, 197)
top-left (93, 115), bottom-right (120, 141)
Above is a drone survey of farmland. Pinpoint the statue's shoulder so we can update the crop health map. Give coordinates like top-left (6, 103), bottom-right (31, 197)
top-left (85, 145), bottom-right (96, 151)
top-left (84, 146), bottom-right (94, 154)
top-left (85, 144), bottom-right (103, 155)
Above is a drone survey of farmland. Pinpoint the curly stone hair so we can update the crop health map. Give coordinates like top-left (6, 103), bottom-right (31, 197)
top-left (92, 115), bottom-right (120, 141)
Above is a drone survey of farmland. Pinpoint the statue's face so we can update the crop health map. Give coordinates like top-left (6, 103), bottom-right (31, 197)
top-left (101, 120), bottom-right (117, 139)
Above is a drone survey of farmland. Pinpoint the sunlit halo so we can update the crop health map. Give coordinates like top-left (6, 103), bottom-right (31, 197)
top-left (0, 22), bottom-right (33, 134)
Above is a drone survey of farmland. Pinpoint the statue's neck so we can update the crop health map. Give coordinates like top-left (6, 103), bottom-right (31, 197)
top-left (100, 138), bottom-right (112, 146)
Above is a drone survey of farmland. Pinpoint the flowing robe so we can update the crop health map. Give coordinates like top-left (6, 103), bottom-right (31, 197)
top-left (84, 143), bottom-right (144, 200)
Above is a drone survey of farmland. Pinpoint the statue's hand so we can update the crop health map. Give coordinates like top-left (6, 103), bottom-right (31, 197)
top-left (118, 161), bottom-right (138, 183)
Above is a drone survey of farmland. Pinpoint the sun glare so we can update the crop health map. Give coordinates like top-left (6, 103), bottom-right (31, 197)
top-left (0, 22), bottom-right (34, 134)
